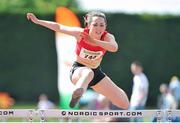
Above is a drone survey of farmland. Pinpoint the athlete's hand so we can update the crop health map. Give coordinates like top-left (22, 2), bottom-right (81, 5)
top-left (80, 32), bottom-right (96, 44)
top-left (27, 13), bottom-right (39, 24)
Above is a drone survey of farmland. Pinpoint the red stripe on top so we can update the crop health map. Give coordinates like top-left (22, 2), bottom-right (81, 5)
top-left (76, 28), bottom-right (108, 56)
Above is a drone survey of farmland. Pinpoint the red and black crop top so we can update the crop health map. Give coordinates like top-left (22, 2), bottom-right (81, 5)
top-left (76, 28), bottom-right (108, 60)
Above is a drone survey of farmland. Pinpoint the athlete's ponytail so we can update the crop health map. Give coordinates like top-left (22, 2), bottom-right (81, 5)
top-left (83, 15), bottom-right (88, 27)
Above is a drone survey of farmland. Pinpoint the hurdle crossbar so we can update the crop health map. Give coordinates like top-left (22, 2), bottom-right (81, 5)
top-left (0, 109), bottom-right (179, 118)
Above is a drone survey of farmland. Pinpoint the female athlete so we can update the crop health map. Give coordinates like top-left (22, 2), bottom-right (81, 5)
top-left (27, 11), bottom-right (129, 109)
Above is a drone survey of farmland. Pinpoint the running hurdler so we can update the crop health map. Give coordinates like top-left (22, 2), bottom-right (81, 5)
top-left (27, 11), bottom-right (129, 109)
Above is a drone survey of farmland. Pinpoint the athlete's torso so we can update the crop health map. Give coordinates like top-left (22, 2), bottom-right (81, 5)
top-left (75, 28), bottom-right (108, 68)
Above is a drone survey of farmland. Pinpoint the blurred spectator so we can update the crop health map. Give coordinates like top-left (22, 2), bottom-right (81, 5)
top-left (153, 83), bottom-right (178, 122)
top-left (108, 102), bottom-right (130, 122)
top-left (157, 83), bottom-right (169, 109)
top-left (158, 83), bottom-right (177, 110)
top-left (95, 95), bottom-right (130, 122)
top-left (129, 61), bottom-right (149, 122)
top-left (160, 88), bottom-right (179, 122)
top-left (165, 89), bottom-right (177, 110)
top-left (79, 89), bottom-right (99, 110)
top-left (96, 94), bottom-right (110, 110)
top-left (80, 92), bottom-right (111, 122)
top-left (37, 94), bottom-right (55, 109)
top-left (169, 76), bottom-right (180, 108)
top-left (0, 92), bottom-right (14, 109)
top-left (93, 94), bottom-right (110, 122)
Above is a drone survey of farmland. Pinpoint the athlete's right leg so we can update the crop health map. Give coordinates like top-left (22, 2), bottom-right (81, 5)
top-left (70, 67), bottom-right (94, 108)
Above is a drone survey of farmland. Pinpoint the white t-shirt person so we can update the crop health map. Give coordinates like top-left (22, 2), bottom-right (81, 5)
top-left (37, 94), bottom-right (55, 109)
top-left (129, 61), bottom-right (149, 122)
top-left (130, 73), bottom-right (149, 107)
top-left (130, 61), bottom-right (149, 108)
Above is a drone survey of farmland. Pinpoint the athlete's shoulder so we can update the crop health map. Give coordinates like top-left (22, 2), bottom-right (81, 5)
top-left (107, 32), bottom-right (115, 37)
top-left (104, 32), bottom-right (115, 40)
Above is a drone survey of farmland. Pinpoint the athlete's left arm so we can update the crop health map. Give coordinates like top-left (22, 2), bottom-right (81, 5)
top-left (94, 33), bottom-right (118, 52)
top-left (80, 32), bottom-right (118, 52)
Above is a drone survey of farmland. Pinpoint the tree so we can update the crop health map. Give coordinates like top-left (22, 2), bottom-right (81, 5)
top-left (0, 0), bottom-right (80, 14)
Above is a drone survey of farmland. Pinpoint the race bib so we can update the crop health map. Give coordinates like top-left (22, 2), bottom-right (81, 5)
top-left (79, 48), bottom-right (103, 60)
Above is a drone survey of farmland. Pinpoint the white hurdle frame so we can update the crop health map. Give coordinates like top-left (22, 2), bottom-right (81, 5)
top-left (0, 109), bottom-right (180, 122)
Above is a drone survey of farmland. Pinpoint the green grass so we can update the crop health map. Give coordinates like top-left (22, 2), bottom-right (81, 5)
top-left (11, 103), bottom-right (37, 109)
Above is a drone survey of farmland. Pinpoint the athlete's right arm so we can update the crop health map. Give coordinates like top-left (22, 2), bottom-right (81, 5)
top-left (27, 13), bottom-right (82, 37)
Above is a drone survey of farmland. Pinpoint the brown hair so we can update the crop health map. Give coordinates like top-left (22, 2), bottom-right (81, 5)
top-left (132, 60), bottom-right (143, 68)
top-left (84, 11), bottom-right (107, 27)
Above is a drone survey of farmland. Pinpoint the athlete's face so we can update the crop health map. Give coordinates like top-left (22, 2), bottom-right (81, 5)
top-left (88, 16), bottom-right (106, 39)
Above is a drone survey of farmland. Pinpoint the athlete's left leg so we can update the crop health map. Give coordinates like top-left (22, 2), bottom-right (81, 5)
top-left (91, 76), bottom-right (129, 109)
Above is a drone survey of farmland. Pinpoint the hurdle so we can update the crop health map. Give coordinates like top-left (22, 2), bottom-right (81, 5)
top-left (0, 109), bottom-right (180, 122)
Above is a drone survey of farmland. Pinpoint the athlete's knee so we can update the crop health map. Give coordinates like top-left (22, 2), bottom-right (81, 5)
top-left (115, 99), bottom-right (129, 110)
top-left (115, 92), bottom-right (129, 109)
top-left (121, 92), bottom-right (129, 109)
top-left (81, 68), bottom-right (94, 80)
top-left (123, 99), bottom-right (130, 110)
top-left (72, 76), bottom-right (79, 84)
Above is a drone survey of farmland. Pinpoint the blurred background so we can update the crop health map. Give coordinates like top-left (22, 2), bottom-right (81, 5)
top-left (0, 0), bottom-right (180, 110)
